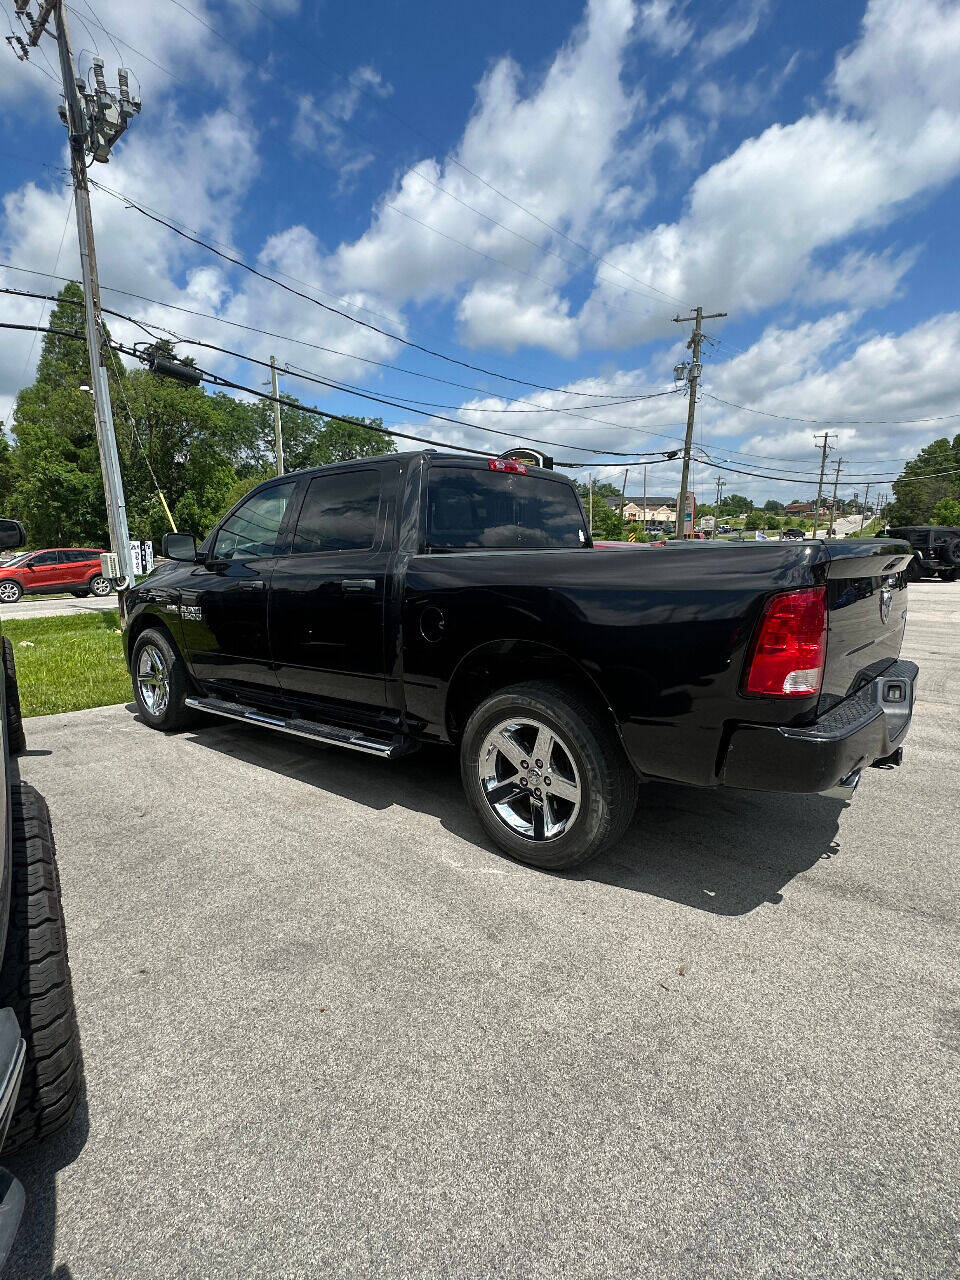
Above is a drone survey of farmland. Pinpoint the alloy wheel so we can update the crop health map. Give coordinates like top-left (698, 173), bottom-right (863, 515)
top-left (137, 644), bottom-right (170, 718)
top-left (478, 716), bottom-right (582, 841)
top-left (0, 582), bottom-right (21, 603)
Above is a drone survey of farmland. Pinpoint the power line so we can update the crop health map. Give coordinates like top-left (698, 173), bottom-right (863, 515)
top-left (703, 390), bottom-right (960, 427)
top-left (106, 187), bottom-right (681, 400)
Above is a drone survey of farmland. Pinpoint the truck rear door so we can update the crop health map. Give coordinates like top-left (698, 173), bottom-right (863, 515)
top-left (819, 539), bottom-right (914, 710)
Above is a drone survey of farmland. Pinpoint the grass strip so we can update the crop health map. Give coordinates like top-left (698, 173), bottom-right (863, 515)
top-left (2, 610), bottom-right (131, 717)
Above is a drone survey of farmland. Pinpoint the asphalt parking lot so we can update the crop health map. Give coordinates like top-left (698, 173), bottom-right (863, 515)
top-left (4, 581), bottom-right (958, 1280)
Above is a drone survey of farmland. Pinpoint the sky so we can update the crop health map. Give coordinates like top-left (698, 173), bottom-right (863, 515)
top-left (2, 0), bottom-right (960, 507)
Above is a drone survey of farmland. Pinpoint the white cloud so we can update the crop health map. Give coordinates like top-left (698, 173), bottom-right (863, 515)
top-left (293, 65), bottom-right (392, 191)
top-left (581, 0), bottom-right (960, 349)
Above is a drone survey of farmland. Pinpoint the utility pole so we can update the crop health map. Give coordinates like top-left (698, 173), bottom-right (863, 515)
top-left (828, 456), bottom-right (843, 536)
top-left (14, 1), bottom-right (141, 585)
top-left (588, 475), bottom-right (593, 535)
top-left (269, 355), bottom-right (285, 476)
top-left (811, 431), bottom-right (838, 539)
top-left (672, 306), bottom-right (726, 539)
top-left (859, 483), bottom-right (871, 532)
top-left (619, 469), bottom-right (628, 522)
top-left (642, 465), bottom-right (647, 531)
top-left (715, 476), bottom-right (724, 514)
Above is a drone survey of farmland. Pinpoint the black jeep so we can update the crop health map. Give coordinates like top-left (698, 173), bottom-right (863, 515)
top-left (886, 525), bottom-right (960, 581)
top-left (0, 518), bottom-right (82, 1264)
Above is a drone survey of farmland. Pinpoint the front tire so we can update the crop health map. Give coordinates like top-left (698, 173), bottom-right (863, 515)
top-left (0, 784), bottom-right (82, 1153)
top-left (131, 627), bottom-right (196, 732)
top-left (938, 567), bottom-right (958, 582)
top-left (88, 575), bottom-right (112, 598)
top-left (460, 681), bottom-right (638, 871)
top-left (0, 582), bottom-right (23, 605)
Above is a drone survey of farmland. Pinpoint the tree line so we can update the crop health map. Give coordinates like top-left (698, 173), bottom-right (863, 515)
top-left (888, 435), bottom-right (960, 527)
top-left (0, 283), bottom-right (395, 549)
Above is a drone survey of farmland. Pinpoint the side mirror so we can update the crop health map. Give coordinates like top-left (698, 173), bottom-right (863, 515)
top-left (0, 519), bottom-right (26, 551)
top-left (162, 532), bottom-right (199, 562)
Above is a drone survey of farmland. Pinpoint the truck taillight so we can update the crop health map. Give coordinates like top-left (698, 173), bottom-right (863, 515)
top-left (488, 458), bottom-right (527, 474)
top-left (742, 586), bottom-right (827, 697)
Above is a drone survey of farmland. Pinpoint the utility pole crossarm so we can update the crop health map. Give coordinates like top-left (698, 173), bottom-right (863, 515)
top-left (672, 307), bottom-right (727, 540)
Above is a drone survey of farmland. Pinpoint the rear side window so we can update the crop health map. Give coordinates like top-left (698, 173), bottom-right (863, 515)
top-left (293, 470), bottom-right (382, 554)
top-left (213, 482), bottom-right (296, 560)
top-left (425, 468), bottom-right (587, 550)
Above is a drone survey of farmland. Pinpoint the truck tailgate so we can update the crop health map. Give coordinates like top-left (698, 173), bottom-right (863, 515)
top-left (819, 539), bottom-right (914, 710)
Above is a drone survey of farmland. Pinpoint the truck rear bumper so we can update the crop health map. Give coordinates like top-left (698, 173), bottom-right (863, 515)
top-left (719, 659), bottom-right (918, 795)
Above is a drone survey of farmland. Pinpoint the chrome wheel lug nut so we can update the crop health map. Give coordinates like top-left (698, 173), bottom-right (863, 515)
top-left (521, 760), bottom-right (528, 769)
top-left (534, 787), bottom-right (542, 797)
top-left (544, 776), bottom-right (551, 785)
top-left (535, 759), bottom-right (543, 768)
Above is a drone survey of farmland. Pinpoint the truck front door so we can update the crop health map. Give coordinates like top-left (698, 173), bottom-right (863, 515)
top-left (269, 463), bottom-right (393, 711)
top-left (178, 481), bottom-right (297, 698)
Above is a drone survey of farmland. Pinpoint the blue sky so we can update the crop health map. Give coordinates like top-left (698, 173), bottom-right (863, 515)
top-left (2, 0), bottom-right (959, 505)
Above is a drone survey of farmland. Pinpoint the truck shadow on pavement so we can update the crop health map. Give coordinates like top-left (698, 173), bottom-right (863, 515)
top-left (1, 1085), bottom-right (89, 1280)
top-left (175, 714), bottom-right (846, 917)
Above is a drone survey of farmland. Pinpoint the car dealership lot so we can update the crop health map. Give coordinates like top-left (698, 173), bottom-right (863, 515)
top-left (4, 582), bottom-right (958, 1280)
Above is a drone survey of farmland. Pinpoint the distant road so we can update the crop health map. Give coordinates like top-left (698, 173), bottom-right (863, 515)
top-left (0, 594), bottom-right (117, 620)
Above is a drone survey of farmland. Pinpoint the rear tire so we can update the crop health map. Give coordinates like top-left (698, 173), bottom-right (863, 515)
top-left (2, 637), bottom-right (25, 755)
top-left (0, 784), bottom-right (82, 1153)
top-left (460, 680), bottom-right (638, 871)
top-left (131, 627), bottom-right (197, 732)
top-left (937, 567), bottom-right (958, 582)
top-left (88, 575), bottom-right (112, 598)
top-left (944, 538), bottom-right (960, 569)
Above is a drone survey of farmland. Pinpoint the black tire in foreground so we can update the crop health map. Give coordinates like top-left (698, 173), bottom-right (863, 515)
top-left (0, 784), bottom-right (82, 1153)
top-left (2, 638), bottom-right (25, 756)
top-left (131, 627), bottom-right (197, 732)
top-left (460, 680), bottom-right (639, 871)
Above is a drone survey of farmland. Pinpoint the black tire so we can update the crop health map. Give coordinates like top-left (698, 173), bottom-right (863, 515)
top-left (131, 627), bottom-right (197, 732)
top-left (87, 575), bottom-right (112, 598)
top-left (2, 637), bottom-right (25, 756)
top-left (71, 591), bottom-right (88, 599)
top-left (460, 680), bottom-right (638, 871)
top-left (905, 556), bottom-right (923, 583)
top-left (937, 567), bottom-right (958, 582)
top-left (0, 784), bottom-right (82, 1153)
top-left (945, 538), bottom-right (960, 568)
top-left (0, 582), bottom-right (22, 605)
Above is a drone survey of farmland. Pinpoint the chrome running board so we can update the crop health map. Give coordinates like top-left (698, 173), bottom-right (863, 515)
top-left (184, 696), bottom-right (414, 758)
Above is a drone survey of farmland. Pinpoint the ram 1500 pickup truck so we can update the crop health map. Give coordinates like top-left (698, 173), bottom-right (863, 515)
top-left (121, 452), bottom-right (918, 871)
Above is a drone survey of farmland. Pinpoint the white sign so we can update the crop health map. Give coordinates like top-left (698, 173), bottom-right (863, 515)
top-left (700, 515), bottom-right (716, 532)
top-left (143, 540), bottom-right (154, 573)
top-left (129, 540), bottom-right (143, 575)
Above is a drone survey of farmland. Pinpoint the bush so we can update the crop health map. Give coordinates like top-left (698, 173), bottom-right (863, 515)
top-left (932, 497), bottom-right (960, 526)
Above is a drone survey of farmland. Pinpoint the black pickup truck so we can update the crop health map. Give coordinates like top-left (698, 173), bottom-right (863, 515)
top-left (120, 452), bottom-right (918, 871)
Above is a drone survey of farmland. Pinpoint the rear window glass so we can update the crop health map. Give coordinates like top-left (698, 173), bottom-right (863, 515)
top-left (426, 468), bottom-right (587, 550)
top-left (293, 469), bottom-right (382, 554)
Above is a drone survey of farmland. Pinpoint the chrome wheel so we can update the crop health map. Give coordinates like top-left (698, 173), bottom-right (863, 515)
top-left (137, 644), bottom-right (170, 718)
top-left (89, 576), bottom-right (111, 597)
top-left (0, 582), bottom-right (21, 603)
top-left (478, 716), bottom-right (582, 841)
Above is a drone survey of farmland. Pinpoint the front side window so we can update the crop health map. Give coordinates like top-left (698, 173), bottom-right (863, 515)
top-left (32, 551), bottom-right (61, 566)
top-left (293, 470), bottom-right (382, 554)
top-left (212, 482), bottom-right (295, 561)
top-left (425, 468), bottom-right (588, 550)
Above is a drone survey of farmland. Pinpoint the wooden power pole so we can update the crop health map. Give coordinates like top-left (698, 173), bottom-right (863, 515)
top-left (673, 306), bottom-right (726, 538)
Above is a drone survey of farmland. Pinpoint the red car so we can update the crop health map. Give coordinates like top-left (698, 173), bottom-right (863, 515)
top-left (0, 548), bottom-right (111, 604)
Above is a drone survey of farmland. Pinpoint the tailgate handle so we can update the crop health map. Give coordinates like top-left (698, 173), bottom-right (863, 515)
top-left (341, 578), bottom-right (376, 594)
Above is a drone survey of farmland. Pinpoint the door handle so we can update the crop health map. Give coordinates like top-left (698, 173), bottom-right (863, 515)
top-left (249, 580), bottom-right (265, 589)
top-left (341, 578), bottom-right (376, 594)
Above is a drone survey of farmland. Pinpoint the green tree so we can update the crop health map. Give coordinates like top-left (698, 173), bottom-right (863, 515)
top-left (763, 499), bottom-right (785, 514)
top-left (744, 510), bottom-right (765, 530)
top-left (889, 436), bottom-right (960, 524)
top-left (9, 282), bottom-right (117, 546)
top-left (932, 496), bottom-right (960, 526)
top-left (589, 500), bottom-right (627, 541)
top-left (720, 493), bottom-right (754, 516)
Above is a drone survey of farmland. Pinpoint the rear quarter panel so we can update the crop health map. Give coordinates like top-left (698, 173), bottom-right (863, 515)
top-left (401, 541), bottom-right (826, 787)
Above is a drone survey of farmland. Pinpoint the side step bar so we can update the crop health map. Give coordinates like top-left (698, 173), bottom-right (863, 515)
top-left (184, 696), bottom-right (416, 758)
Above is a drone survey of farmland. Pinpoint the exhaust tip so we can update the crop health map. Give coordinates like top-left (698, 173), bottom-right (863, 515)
top-left (821, 769), bottom-right (862, 802)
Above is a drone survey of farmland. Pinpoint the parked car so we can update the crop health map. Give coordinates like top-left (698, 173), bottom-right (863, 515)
top-left (121, 452), bottom-right (917, 872)
top-left (886, 525), bottom-right (960, 582)
top-left (0, 518), bottom-right (82, 1265)
top-left (0, 548), bottom-right (111, 604)
top-left (781, 527), bottom-right (806, 540)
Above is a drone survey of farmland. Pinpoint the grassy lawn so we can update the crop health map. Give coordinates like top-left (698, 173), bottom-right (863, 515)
top-left (2, 610), bottom-right (131, 717)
